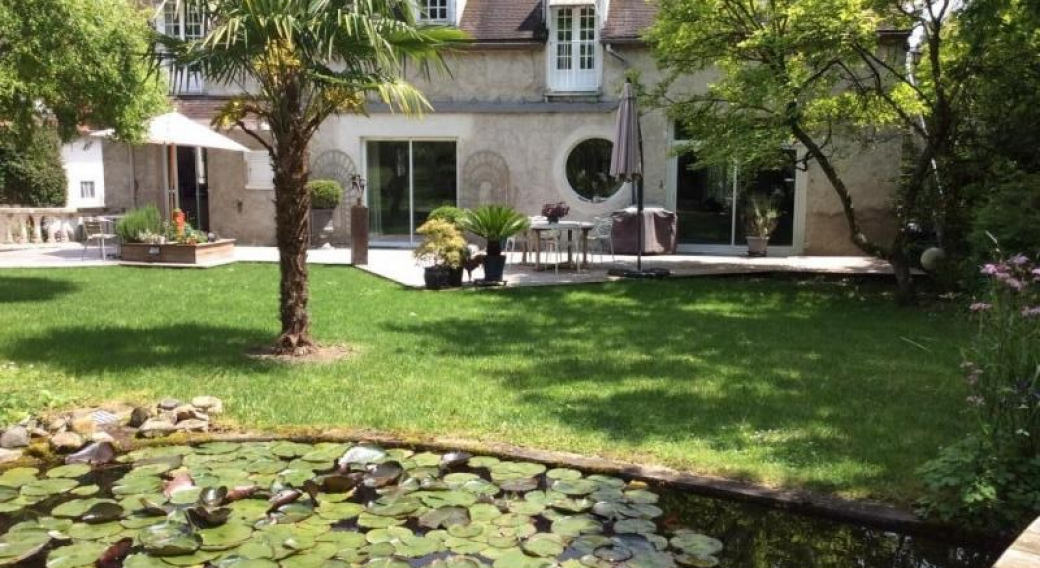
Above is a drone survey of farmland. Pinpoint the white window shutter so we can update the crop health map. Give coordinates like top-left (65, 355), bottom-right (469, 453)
top-left (245, 151), bottom-right (274, 190)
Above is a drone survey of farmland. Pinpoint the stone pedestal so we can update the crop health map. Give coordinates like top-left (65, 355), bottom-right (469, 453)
top-left (350, 202), bottom-right (369, 266)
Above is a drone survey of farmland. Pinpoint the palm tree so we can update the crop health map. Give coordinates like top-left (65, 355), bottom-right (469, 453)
top-left (155, 0), bottom-right (464, 355)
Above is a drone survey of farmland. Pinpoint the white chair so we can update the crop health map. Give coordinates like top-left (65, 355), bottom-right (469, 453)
top-left (588, 216), bottom-right (615, 266)
top-left (81, 217), bottom-right (118, 260)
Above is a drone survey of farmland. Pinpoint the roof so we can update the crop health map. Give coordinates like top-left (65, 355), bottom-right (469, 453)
top-left (601, 0), bottom-right (657, 42)
top-left (458, 0), bottom-right (547, 44)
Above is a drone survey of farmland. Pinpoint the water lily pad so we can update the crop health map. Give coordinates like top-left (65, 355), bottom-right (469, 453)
top-left (393, 534), bottom-right (441, 557)
top-left (0, 486), bottom-right (16, 502)
top-left (498, 478), bottom-right (538, 493)
top-left (522, 534), bottom-right (565, 557)
top-left (492, 549), bottom-right (553, 568)
top-left (67, 521), bottom-right (123, 540)
top-left (419, 506), bottom-right (470, 529)
top-left (468, 456), bottom-right (500, 469)
top-left (43, 541), bottom-right (108, 568)
top-left (551, 479), bottom-right (599, 496)
top-left (363, 557), bottom-right (410, 568)
top-left (508, 500), bottom-right (546, 516)
top-left (429, 555), bottom-right (488, 568)
top-left (0, 531), bottom-right (51, 566)
top-left (81, 502), bottom-right (124, 524)
top-left (138, 523), bottom-right (201, 556)
top-left (161, 549), bottom-right (221, 566)
top-left (490, 462), bottom-right (546, 481)
top-left (317, 500), bottom-right (364, 520)
top-left (46, 464), bottom-right (92, 479)
top-left (550, 515), bottom-right (602, 538)
top-left (199, 521), bottom-right (254, 550)
top-left (669, 531), bottom-right (722, 556)
top-left (546, 468), bottom-right (582, 480)
top-left (613, 519), bottom-right (656, 534)
top-left (197, 442), bottom-right (241, 455)
top-left (358, 513), bottom-right (407, 528)
top-left (469, 503), bottom-right (503, 522)
top-left (675, 554), bottom-right (718, 567)
top-left (447, 524), bottom-right (484, 539)
top-left (22, 478), bottom-right (80, 497)
top-left (416, 490), bottom-right (477, 508)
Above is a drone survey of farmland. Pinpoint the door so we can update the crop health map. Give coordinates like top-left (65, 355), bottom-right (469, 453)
top-left (548, 5), bottom-right (599, 92)
top-left (176, 146), bottom-right (209, 232)
top-left (366, 140), bottom-right (457, 243)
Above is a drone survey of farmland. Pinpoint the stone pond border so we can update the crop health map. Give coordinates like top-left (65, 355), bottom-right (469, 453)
top-left (0, 427), bottom-right (1008, 552)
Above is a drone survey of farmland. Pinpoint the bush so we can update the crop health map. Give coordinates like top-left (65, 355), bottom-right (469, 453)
top-left (917, 253), bottom-right (1040, 531)
top-left (970, 173), bottom-right (1040, 260)
top-left (308, 179), bottom-right (342, 210)
top-left (115, 205), bottom-right (163, 243)
top-left (413, 218), bottom-right (467, 269)
top-left (428, 205), bottom-right (466, 228)
top-left (0, 127), bottom-right (67, 207)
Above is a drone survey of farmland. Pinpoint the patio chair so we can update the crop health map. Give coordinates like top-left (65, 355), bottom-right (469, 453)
top-left (80, 217), bottom-right (118, 260)
top-left (588, 216), bottom-right (615, 266)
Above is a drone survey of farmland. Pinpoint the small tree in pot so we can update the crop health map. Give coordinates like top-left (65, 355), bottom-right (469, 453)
top-left (413, 218), bottom-right (467, 289)
top-left (308, 179), bottom-right (342, 247)
top-left (744, 193), bottom-right (780, 257)
top-left (460, 205), bottom-right (529, 282)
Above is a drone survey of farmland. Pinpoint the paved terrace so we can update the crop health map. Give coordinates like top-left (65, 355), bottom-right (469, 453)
top-left (0, 243), bottom-right (898, 287)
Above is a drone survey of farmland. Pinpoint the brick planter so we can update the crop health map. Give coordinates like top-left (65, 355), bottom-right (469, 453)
top-left (120, 239), bottom-right (236, 265)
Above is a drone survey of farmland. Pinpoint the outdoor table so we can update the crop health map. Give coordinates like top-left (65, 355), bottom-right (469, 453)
top-left (529, 221), bottom-right (593, 270)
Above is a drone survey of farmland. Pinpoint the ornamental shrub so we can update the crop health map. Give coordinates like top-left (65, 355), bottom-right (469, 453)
top-left (970, 173), bottom-right (1040, 261)
top-left (0, 127), bottom-right (67, 207)
top-left (115, 205), bottom-right (162, 243)
top-left (307, 179), bottom-right (342, 210)
top-left (917, 253), bottom-right (1040, 531)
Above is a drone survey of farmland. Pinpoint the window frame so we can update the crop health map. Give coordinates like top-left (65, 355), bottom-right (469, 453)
top-left (546, 3), bottom-right (602, 93)
top-left (563, 137), bottom-right (624, 203)
top-left (417, 0), bottom-right (453, 23)
top-left (156, 2), bottom-right (206, 94)
top-left (245, 151), bottom-right (275, 190)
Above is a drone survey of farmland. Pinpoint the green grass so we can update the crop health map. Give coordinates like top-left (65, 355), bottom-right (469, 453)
top-left (0, 265), bottom-right (970, 504)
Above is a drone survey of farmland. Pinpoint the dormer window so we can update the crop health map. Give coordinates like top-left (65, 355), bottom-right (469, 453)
top-left (547, 1), bottom-right (601, 93)
top-left (419, 0), bottom-right (453, 22)
top-left (157, 1), bottom-right (206, 94)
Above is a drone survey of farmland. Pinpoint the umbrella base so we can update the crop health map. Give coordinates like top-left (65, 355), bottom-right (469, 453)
top-left (608, 268), bottom-right (672, 279)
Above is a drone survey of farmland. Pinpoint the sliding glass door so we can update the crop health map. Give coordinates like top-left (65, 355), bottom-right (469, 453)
top-left (367, 140), bottom-right (457, 243)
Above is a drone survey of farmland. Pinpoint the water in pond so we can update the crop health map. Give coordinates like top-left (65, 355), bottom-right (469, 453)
top-left (0, 442), bottom-right (1003, 568)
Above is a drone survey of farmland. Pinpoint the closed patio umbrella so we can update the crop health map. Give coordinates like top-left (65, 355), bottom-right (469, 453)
top-left (609, 81), bottom-right (667, 277)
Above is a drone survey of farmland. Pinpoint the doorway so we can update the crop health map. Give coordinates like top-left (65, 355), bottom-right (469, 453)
top-left (175, 146), bottom-right (209, 232)
top-left (366, 140), bottom-right (457, 244)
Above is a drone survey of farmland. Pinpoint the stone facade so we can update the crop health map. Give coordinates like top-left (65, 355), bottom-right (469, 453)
top-left (98, 2), bottom-right (901, 255)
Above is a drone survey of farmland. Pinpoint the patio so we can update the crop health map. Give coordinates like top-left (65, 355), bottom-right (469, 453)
top-left (0, 242), bottom-right (899, 287)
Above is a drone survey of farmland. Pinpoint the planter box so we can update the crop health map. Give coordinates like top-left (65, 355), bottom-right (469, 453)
top-left (121, 239), bottom-right (236, 265)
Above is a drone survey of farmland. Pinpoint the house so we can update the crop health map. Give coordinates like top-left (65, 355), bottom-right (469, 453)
top-left (94, 0), bottom-right (904, 255)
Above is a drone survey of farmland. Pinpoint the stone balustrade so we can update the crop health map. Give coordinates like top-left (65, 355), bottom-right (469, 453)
top-left (0, 207), bottom-right (81, 245)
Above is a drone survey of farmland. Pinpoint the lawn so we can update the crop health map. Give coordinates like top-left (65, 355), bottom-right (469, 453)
top-left (0, 265), bottom-right (970, 505)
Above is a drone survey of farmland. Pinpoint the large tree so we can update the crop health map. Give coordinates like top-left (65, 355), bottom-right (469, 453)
top-left (157, 0), bottom-right (463, 355)
top-left (646, 0), bottom-right (975, 299)
top-left (0, 0), bottom-right (166, 141)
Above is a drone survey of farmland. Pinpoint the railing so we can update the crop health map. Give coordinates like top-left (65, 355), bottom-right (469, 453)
top-left (0, 208), bottom-right (81, 245)
top-left (547, 40), bottom-right (601, 93)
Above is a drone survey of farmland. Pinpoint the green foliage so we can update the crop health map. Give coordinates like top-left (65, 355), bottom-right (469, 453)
top-left (0, 0), bottom-right (167, 142)
top-left (970, 173), bottom-right (1040, 260)
top-left (413, 218), bottom-right (467, 269)
top-left (459, 205), bottom-right (529, 255)
top-left (918, 254), bottom-right (1040, 531)
top-left (116, 206), bottom-right (163, 244)
top-left (307, 179), bottom-right (343, 210)
top-left (0, 127), bottom-right (67, 207)
top-left (428, 206), bottom-right (466, 228)
top-left (743, 194), bottom-right (780, 239)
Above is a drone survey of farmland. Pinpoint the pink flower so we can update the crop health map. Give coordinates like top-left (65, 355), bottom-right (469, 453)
top-left (1022, 306), bottom-right (1040, 318)
top-left (970, 302), bottom-right (992, 312)
top-left (981, 263), bottom-right (1002, 275)
top-left (1010, 254), bottom-right (1030, 266)
top-left (1005, 278), bottom-right (1026, 291)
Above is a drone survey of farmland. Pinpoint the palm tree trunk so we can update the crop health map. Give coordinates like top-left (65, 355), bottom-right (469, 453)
top-left (272, 127), bottom-right (315, 355)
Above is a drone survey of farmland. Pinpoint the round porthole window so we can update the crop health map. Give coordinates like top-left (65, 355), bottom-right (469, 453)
top-left (565, 138), bottom-right (623, 203)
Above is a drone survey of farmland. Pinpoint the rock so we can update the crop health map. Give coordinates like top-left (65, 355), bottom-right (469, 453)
top-left (158, 398), bottom-right (181, 411)
top-left (191, 396), bottom-right (223, 415)
top-left (70, 415), bottom-right (95, 436)
top-left (0, 426), bottom-right (29, 449)
top-left (50, 431), bottom-right (85, 453)
top-left (174, 419), bottom-right (208, 433)
top-left (28, 427), bottom-right (50, 439)
top-left (128, 407), bottom-right (151, 428)
top-left (0, 448), bottom-right (22, 464)
top-left (137, 418), bottom-right (177, 438)
top-left (171, 405), bottom-right (206, 423)
top-left (91, 432), bottom-right (115, 444)
top-left (48, 418), bottom-right (68, 433)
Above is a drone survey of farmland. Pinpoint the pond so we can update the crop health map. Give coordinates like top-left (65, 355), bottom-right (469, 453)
top-left (0, 441), bottom-right (1002, 568)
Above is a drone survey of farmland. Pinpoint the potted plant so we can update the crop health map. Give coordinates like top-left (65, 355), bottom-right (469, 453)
top-left (117, 205), bottom-right (235, 265)
top-left (413, 218), bottom-right (467, 289)
top-left (308, 179), bottom-right (342, 247)
top-left (744, 193), bottom-right (780, 257)
top-left (541, 202), bottom-right (570, 224)
top-left (460, 205), bottom-right (530, 282)
top-left (427, 206), bottom-right (469, 285)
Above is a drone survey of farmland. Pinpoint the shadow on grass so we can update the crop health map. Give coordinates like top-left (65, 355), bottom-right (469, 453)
top-left (0, 275), bottom-right (80, 303)
top-left (382, 279), bottom-right (959, 493)
top-left (0, 323), bottom-right (277, 374)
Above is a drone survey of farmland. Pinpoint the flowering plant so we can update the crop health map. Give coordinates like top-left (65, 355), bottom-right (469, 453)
top-left (918, 251), bottom-right (1040, 529)
top-left (541, 202), bottom-right (570, 220)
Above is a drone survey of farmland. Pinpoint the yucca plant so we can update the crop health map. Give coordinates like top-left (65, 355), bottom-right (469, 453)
top-left (459, 205), bottom-right (529, 257)
top-left (152, 0), bottom-right (465, 355)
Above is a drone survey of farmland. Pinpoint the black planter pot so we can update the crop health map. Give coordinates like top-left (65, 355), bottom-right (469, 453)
top-left (423, 266), bottom-right (452, 289)
top-left (483, 255), bottom-right (506, 282)
top-left (449, 267), bottom-right (464, 287)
